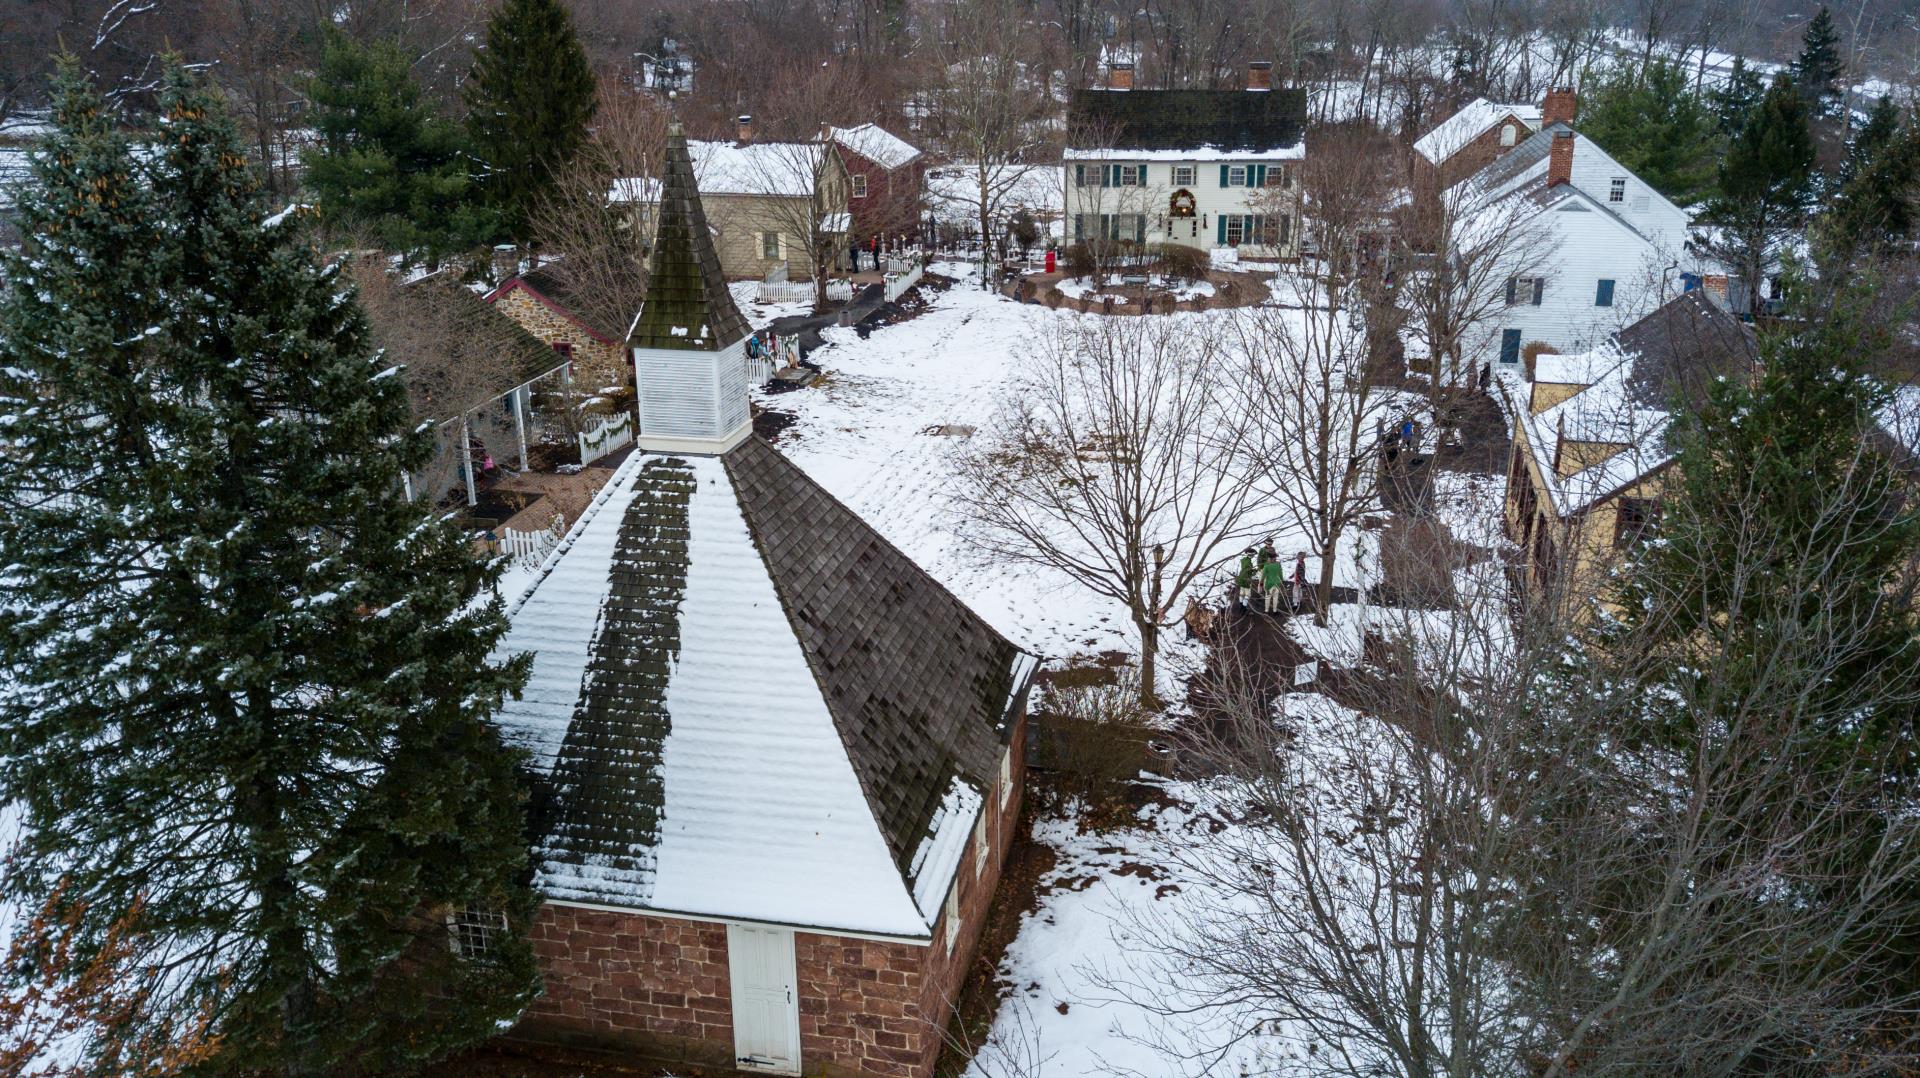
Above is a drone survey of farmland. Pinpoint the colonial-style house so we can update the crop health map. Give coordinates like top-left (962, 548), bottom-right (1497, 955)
top-left (1063, 61), bottom-right (1307, 258)
top-left (826, 123), bottom-right (927, 252)
top-left (485, 263), bottom-right (632, 392)
top-left (611, 116), bottom-right (852, 283)
top-left (489, 121), bottom-right (1039, 1078)
top-left (1412, 96), bottom-right (1544, 188)
top-left (1501, 291), bottom-right (1755, 603)
top-left (1449, 90), bottom-right (1693, 376)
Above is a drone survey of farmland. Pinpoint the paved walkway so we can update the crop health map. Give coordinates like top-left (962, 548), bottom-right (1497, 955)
top-left (767, 283), bottom-right (890, 355)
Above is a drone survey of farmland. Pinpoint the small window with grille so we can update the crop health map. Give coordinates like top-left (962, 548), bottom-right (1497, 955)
top-left (447, 906), bottom-right (508, 960)
top-left (1609, 177), bottom-right (1626, 203)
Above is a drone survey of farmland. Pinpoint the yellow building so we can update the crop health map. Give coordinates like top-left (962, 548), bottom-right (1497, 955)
top-left (1500, 291), bottom-right (1756, 608)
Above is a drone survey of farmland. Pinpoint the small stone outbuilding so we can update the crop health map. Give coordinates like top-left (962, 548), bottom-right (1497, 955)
top-left (487, 122), bottom-right (1038, 1078)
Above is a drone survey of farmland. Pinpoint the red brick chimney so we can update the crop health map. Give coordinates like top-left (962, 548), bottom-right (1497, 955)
top-left (1247, 61), bottom-right (1273, 91)
top-left (736, 114), bottom-right (754, 144)
top-left (1107, 62), bottom-right (1134, 91)
top-left (1542, 86), bottom-right (1577, 128)
top-left (1547, 129), bottom-right (1574, 187)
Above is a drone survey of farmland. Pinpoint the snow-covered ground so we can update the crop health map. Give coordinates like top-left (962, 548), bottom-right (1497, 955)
top-left (1055, 276), bottom-right (1217, 302)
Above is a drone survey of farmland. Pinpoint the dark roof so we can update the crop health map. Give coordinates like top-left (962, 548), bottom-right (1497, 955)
top-left (371, 272), bottom-right (566, 421)
top-left (1466, 120), bottom-right (1565, 193)
top-left (630, 123), bottom-right (752, 352)
top-left (1067, 87), bottom-right (1306, 153)
top-left (723, 436), bottom-right (1027, 870)
top-left (1617, 290), bottom-right (1758, 412)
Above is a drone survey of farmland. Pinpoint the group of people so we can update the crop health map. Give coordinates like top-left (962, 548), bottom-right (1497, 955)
top-left (1235, 541), bottom-right (1310, 615)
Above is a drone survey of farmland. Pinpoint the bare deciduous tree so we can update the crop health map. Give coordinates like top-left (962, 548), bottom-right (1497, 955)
top-left (958, 315), bottom-right (1268, 707)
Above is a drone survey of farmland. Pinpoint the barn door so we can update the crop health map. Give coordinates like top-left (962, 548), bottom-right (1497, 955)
top-left (727, 924), bottom-right (801, 1075)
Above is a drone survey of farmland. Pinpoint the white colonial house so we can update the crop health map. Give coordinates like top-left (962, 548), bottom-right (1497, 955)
top-left (1448, 93), bottom-right (1692, 376)
top-left (1063, 61), bottom-right (1307, 258)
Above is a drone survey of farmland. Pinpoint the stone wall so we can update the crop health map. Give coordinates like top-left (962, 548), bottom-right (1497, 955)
top-left (491, 287), bottom-right (627, 391)
top-left (508, 713), bottom-right (1030, 1078)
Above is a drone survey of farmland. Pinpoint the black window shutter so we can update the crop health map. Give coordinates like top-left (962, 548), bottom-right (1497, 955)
top-left (1505, 278), bottom-right (1518, 305)
top-left (1532, 279), bottom-right (1545, 305)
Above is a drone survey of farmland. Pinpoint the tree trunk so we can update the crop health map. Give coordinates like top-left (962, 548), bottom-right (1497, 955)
top-left (1137, 616), bottom-right (1160, 711)
top-left (1315, 538), bottom-right (1339, 627)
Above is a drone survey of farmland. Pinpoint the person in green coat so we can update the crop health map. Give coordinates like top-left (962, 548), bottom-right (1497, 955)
top-left (1261, 553), bottom-right (1285, 613)
top-left (1235, 549), bottom-right (1257, 611)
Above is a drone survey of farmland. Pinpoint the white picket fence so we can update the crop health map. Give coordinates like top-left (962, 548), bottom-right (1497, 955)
top-left (756, 280), bottom-right (814, 303)
top-left (745, 352), bottom-right (775, 386)
top-left (577, 411), bottom-right (634, 466)
top-left (498, 520), bottom-right (564, 564)
top-left (825, 278), bottom-right (854, 302)
top-left (884, 260), bottom-right (925, 303)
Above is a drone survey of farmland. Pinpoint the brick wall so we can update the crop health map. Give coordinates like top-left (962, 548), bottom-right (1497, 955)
top-left (507, 712), bottom-right (1030, 1078)
top-left (515, 904), bottom-right (737, 1070)
top-left (491, 287), bottom-right (627, 391)
top-left (915, 711), bottom-right (1030, 1074)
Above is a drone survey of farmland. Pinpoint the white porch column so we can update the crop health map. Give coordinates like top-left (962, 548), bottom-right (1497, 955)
top-left (460, 414), bottom-right (477, 507)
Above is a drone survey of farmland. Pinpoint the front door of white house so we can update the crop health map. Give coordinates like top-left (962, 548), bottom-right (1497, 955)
top-left (727, 924), bottom-right (801, 1075)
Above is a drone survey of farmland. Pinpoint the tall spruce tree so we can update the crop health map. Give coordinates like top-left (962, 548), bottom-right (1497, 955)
top-left (1712, 56), bottom-right (1765, 136)
top-left (1578, 59), bottom-right (1720, 206)
top-left (1823, 96), bottom-right (1919, 254)
top-left (465, 0), bottom-right (597, 241)
top-left (0, 61), bottom-right (539, 1074)
top-left (1792, 5), bottom-right (1846, 116)
top-left (307, 30), bottom-right (500, 265)
top-left (1705, 74), bottom-right (1815, 313)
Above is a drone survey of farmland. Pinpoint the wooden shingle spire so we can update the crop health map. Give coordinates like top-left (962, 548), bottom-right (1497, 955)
top-left (630, 122), bottom-right (751, 352)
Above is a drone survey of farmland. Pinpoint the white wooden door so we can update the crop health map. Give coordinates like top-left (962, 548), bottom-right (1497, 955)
top-left (726, 924), bottom-right (801, 1075)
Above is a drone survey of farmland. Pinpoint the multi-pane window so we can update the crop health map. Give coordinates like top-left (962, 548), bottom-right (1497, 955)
top-left (761, 232), bottom-right (782, 259)
top-left (1506, 276), bottom-right (1545, 306)
top-left (1614, 497), bottom-right (1660, 549)
top-left (1172, 165), bottom-right (1196, 186)
top-left (999, 749), bottom-right (1013, 808)
top-left (447, 906), bottom-right (508, 961)
top-left (1116, 164), bottom-right (1140, 186)
top-left (1227, 165), bottom-right (1248, 186)
top-left (944, 882), bottom-right (961, 951)
top-left (973, 808), bottom-right (989, 876)
top-left (850, 174), bottom-right (867, 198)
top-left (1609, 177), bottom-right (1626, 203)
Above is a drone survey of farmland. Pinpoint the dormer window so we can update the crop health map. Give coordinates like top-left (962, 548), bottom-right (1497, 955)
top-left (1500, 123), bottom-right (1518, 147)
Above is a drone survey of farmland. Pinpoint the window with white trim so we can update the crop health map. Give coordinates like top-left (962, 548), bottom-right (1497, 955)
top-left (761, 231), bottom-right (782, 259)
top-left (851, 173), bottom-right (868, 198)
top-left (1228, 165), bottom-right (1248, 186)
top-left (999, 749), bottom-right (1013, 809)
top-left (1172, 164), bottom-right (1196, 186)
top-left (944, 882), bottom-right (961, 951)
top-left (447, 906), bottom-right (508, 960)
top-left (1608, 177), bottom-right (1626, 203)
top-left (1116, 164), bottom-right (1141, 186)
top-left (1499, 123), bottom-right (1518, 147)
top-left (973, 808), bottom-right (989, 876)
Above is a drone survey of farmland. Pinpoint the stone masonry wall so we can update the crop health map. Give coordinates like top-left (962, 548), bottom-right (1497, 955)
top-left (514, 904), bottom-right (737, 1070)
top-left (915, 712), bottom-right (1031, 1075)
top-left (507, 713), bottom-right (1030, 1078)
top-left (491, 287), bottom-right (627, 391)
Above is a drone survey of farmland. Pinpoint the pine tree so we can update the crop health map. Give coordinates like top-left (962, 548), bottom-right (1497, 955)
top-left (307, 30), bottom-right (500, 265)
top-left (1705, 74), bottom-right (1815, 312)
top-left (0, 60), bottom-right (539, 1073)
top-left (1579, 59), bottom-right (1720, 206)
top-left (1825, 98), bottom-right (1919, 253)
top-left (1712, 56), bottom-right (1765, 137)
top-left (1792, 5), bottom-right (1846, 116)
top-left (465, 0), bottom-right (597, 240)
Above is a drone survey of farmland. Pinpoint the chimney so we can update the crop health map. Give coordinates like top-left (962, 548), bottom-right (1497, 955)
top-left (1547, 129), bottom-right (1574, 187)
top-left (736, 114), bottom-right (754, 144)
top-left (1107, 62), bottom-right (1134, 91)
top-left (1542, 86), bottom-right (1576, 129)
top-left (1247, 61), bottom-right (1273, 92)
top-left (491, 243), bottom-right (519, 281)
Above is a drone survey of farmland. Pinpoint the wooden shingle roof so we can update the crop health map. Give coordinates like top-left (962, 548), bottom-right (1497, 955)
top-left (629, 123), bottom-right (751, 352)
top-left (1067, 87), bottom-right (1307, 153)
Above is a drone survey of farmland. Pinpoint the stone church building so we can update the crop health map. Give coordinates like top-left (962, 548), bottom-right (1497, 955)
top-left (483, 121), bottom-right (1038, 1078)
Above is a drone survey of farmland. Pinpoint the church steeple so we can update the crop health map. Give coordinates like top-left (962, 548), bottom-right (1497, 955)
top-left (630, 121), bottom-right (755, 453)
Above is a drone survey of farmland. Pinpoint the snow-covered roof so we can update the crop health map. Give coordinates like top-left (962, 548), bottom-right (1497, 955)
top-left (1060, 144), bottom-right (1304, 162)
top-left (1521, 291), bottom-right (1755, 515)
top-left (828, 123), bottom-right (921, 170)
top-left (493, 439), bottom-right (1037, 938)
top-left (1413, 99), bottom-right (1541, 165)
top-left (611, 140), bottom-right (827, 202)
